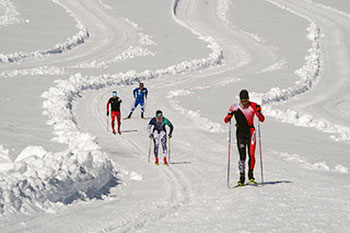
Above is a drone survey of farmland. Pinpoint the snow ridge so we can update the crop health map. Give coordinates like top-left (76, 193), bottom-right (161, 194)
top-left (172, 0), bottom-right (224, 67)
top-left (0, 0), bottom-right (23, 28)
top-left (0, 66), bottom-right (64, 78)
top-left (270, 149), bottom-right (349, 173)
top-left (0, 0), bottom-right (89, 63)
top-left (255, 3), bottom-right (350, 140)
top-left (261, 21), bottom-right (321, 104)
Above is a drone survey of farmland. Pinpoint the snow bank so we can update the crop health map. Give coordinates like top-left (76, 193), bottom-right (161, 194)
top-left (0, 0), bottom-right (23, 28)
top-left (261, 21), bottom-right (321, 104)
top-left (0, 0), bottom-right (89, 63)
top-left (0, 66), bottom-right (64, 78)
top-left (172, 0), bottom-right (224, 68)
top-left (264, 106), bottom-right (350, 141)
top-left (270, 149), bottom-right (349, 173)
top-left (0, 143), bottom-right (115, 215)
top-left (253, 3), bottom-right (350, 141)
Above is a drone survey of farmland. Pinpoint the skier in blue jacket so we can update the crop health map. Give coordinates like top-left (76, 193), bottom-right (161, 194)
top-left (126, 82), bottom-right (148, 119)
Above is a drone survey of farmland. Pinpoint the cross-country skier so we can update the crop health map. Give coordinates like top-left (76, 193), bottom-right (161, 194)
top-left (126, 82), bottom-right (148, 119)
top-left (148, 110), bottom-right (174, 166)
top-left (224, 89), bottom-right (265, 186)
top-left (107, 91), bottom-right (122, 135)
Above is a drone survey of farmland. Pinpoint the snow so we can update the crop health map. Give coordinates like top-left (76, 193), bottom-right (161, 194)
top-left (0, 0), bottom-right (23, 28)
top-left (0, 0), bottom-right (89, 63)
top-left (1, 0), bottom-right (350, 232)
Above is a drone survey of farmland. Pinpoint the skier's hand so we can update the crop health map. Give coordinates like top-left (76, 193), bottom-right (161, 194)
top-left (149, 134), bottom-right (153, 139)
top-left (168, 133), bottom-right (172, 139)
top-left (107, 111), bottom-right (109, 116)
top-left (224, 115), bottom-right (231, 123)
top-left (257, 113), bottom-right (265, 122)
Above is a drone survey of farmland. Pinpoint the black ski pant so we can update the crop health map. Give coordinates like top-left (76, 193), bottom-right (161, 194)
top-left (236, 127), bottom-right (256, 178)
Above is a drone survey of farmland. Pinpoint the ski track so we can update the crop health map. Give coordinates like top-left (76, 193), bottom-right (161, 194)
top-left (1, 0), bottom-right (350, 231)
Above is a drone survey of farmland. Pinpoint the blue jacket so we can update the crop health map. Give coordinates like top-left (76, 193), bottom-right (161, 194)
top-left (133, 87), bottom-right (148, 99)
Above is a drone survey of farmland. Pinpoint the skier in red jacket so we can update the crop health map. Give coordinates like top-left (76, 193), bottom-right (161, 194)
top-left (107, 91), bottom-right (122, 135)
top-left (224, 89), bottom-right (265, 186)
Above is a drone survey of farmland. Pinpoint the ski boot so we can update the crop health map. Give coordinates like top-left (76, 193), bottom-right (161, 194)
top-left (112, 130), bottom-right (116, 135)
top-left (237, 173), bottom-right (245, 186)
top-left (126, 112), bottom-right (132, 119)
top-left (248, 169), bottom-right (257, 185)
top-left (141, 112), bottom-right (145, 119)
top-left (163, 157), bottom-right (169, 166)
top-left (118, 130), bottom-right (122, 135)
top-left (155, 157), bottom-right (159, 166)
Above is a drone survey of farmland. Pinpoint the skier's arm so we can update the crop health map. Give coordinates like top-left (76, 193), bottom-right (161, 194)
top-left (106, 99), bottom-right (110, 116)
top-left (133, 88), bottom-right (137, 98)
top-left (145, 88), bottom-right (148, 98)
top-left (164, 118), bottom-right (174, 136)
top-left (147, 119), bottom-right (155, 138)
top-left (255, 104), bottom-right (265, 122)
top-left (224, 104), bottom-right (237, 123)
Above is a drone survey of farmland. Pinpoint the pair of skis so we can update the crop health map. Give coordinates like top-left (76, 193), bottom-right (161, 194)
top-left (226, 121), bottom-right (264, 189)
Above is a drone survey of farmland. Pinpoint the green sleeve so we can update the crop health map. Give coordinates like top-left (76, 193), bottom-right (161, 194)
top-left (163, 118), bottom-right (174, 134)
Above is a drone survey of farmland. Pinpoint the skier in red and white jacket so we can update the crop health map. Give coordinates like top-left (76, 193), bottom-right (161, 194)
top-left (224, 89), bottom-right (265, 186)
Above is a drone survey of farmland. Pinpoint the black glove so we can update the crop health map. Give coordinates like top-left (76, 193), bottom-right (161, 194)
top-left (168, 133), bottom-right (172, 139)
top-left (107, 111), bottom-right (109, 116)
top-left (149, 134), bottom-right (153, 139)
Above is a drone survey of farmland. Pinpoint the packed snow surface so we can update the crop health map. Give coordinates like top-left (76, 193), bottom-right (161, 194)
top-left (0, 0), bottom-right (349, 232)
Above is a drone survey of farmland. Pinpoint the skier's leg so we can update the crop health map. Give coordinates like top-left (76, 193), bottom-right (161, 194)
top-left (236, 132), bottom-right (248, 184)
top-left (160, 131), bottom-right (168, 164)
top-left (116, 112), bottom-right (121, 133)
top-left (153, 131), bottom-right (160, 164)
top-left (111, 111), bottom-right (116, 133)
top-left (128, 99), bottom-right (139, 117)
top-left (140, 99), bottom-right (145, 118)
top-left (248, 128), bottom-right (257, 180)
top-left (236, 133), bottom-right (247, 174)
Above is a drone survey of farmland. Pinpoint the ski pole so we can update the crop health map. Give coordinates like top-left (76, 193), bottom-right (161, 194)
top-left (107, 115), bottom-right (109, 132)
top-left (168, 136), bottom-right (171, 163)
top-left (148, 137), bottom-right (152, 163)
top-left (258, 121), bottom-right (264, 185)
top-left (227, 121), bottom-right (232, 189)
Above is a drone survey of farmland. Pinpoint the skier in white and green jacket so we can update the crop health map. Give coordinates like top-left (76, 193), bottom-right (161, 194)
top-left (148, 110), bottom-right (174, 166)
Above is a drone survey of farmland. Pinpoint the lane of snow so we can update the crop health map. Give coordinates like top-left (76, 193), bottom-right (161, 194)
top-left (1, 0), bottom-right (350, 232)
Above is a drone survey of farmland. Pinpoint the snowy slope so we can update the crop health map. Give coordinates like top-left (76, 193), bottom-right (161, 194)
top-left (1, 0), bottom-right (350, 232)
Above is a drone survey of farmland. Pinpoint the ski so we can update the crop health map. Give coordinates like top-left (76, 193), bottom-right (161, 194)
top-left (231, 182), bottom-right (261, 189)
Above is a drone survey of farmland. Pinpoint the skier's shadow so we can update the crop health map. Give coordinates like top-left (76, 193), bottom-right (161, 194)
top-left (260, 180), bottom-right (293, 186)
top-left (169, 161), bottom-right (191, 165)
top-left (121, 129), bottom-right (138, 133)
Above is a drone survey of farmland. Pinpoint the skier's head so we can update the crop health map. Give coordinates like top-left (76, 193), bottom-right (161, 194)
top-left (155, 110), bottom-right (163, 121)
top-left (239, 89), bottom-right (249, 107)
top-left (112, 91), bottom-right (117, 98)
top-left (139, 82), bottom-right (144, 89)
